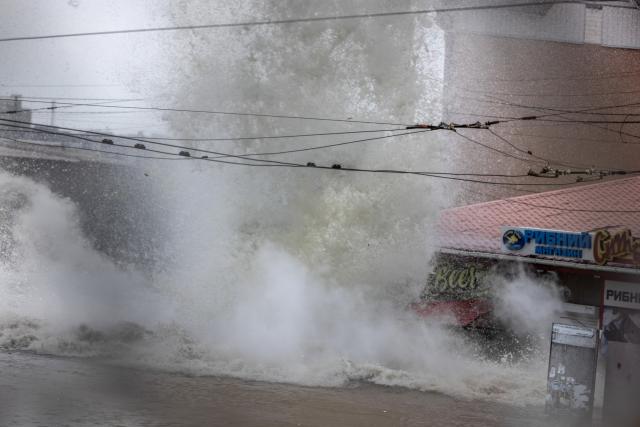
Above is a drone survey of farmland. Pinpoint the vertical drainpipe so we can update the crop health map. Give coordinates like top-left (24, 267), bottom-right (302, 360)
top-left (598, 276), bottom-right (605, 330)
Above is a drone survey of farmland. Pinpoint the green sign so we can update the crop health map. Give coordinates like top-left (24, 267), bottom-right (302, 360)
top-left (422, 263), bottom-right (492, 300)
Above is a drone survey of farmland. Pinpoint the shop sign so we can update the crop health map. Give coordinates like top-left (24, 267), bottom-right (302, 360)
top-left (422, 263), bottom-right (492, 300)
top-left (502, 226), bottom-right (640, 267)
top-left (501, 227), bottom-right (595, 262)
top-left (604, 281), bottom-right (640, 310)
top-left (593, 228), bottom-right (640, 266)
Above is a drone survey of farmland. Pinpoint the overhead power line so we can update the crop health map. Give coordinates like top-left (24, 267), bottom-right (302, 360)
top-left (457, 86), bottom-right (640, 98)
top-left (0, 118), bottom-right (607, 187)
top-left (461, 69), bottom-right (640, 84)
top-left (0, 117), bottom-right (491, 163)
top-left (0, 2), bottom-right (613, 43)
top-left (1, 134), bottom-right (602, 186)
top-left (0, 99), bottom-right (145, 116)
top-left (0, 97), bottom-right (409, 127)
top-left (485, 128), bottom-right (593, 169)
top-left (470, 97), bottom-right (640, 142)
top-left (0, 127), bottom-right (414, 142)
top-left (0, 136), bottom-right (189, 161)
top-left (460, 96), bottom-right (640, 117)
top-left (0, 84), bottom-right (122, 88)
top-left (208, 129), bottom-right (431, 158)
top-left (4, 96), bottom-right (143, 101)
top-left (0, 119), bottom-right (298, 167)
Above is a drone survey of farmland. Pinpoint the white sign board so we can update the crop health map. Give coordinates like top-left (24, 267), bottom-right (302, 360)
top-left (604, 281), bottom-right (640, 310)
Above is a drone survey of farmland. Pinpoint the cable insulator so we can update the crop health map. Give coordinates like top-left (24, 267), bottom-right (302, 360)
top-left (134, 143), bottom-right (146, 149)
top-left (201, 155), bottom-right (208, 159)
top-left (406, 124), bottom-right (437, 130)
top-left (101, 138), bottom-right (114, 145)
top-left (306, 162), bottom-right (316, 167)
top-left (179, 150), bottom-right (191, 157)
top-left (465, 121), bottom-right (483, 129)
top-left (331, 164), bottom-right (342, 169)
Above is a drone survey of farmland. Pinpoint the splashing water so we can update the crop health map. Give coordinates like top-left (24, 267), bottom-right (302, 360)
top-left (0, 1), bottom-right (564, 409)
top-left (0, 167), bottom-right (559, 407)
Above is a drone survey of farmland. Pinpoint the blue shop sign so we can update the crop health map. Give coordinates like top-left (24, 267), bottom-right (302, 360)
top-left (501, 226), bottom-right (595, 261)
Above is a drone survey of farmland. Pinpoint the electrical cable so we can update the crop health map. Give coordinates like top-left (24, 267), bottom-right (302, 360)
top-left (485, 128), bottom-right (592, 169)
top-left (0, 97), bottom-right (409, 127)
top-left (0, 96), bottom-right (142, 101)
top-left (474, 97), bottom-right (640, 142)
top-left (0, 121), bottom-right (595, 186)
top-left (0, 84), bottom-right (122, 88)
top-left (0, 117), bottom-right (499, 164)
top-left (0, 2), bottom-right (609, 43)
top-left (460, 69), bottom-right (640, 84)
top-left (0, 119), bottom-right (302, 167)
top-left (0, 127), bottom-right (412, 142)
top-left (456, 86), bottom-right (640, 98)
top-left (1, 99), bottom-right (145, 116)
top-left (0, 136), bottom-right (190, 161)
top-left (207, 129), bottom-right (430, 158)
top-left (457, 96), bottom-right (640, 117)
top-left (452, 130), bottom-right (541, 164)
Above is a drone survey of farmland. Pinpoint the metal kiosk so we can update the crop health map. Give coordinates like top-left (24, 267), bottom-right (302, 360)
top-left (546, 323), bottom-right (599, 424)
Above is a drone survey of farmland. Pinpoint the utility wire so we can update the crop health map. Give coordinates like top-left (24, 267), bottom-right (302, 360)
top-left (459, 96), bottom-right (640, 117)
top-left (449, 104), bottom-right (628, 167)
top-left (2, 135), bottom-right (544, 179)
top-left (0, 2), bottom-right (607, 43)
top-left (469, 95), bottom-right (640, 121)
top-left (208, 129), bottom-right (430, 158)
top-left (0, 84), bottom-right (121, 88)
top-left (0, 117), bottom-right (496, 163)
top-left (2, 132), bottom-right (567, 182)
top-left (0, 136), bottom-right (190, 161)
top-left (457, 86), bottom-right (640, 98)
top-left (0, 127), bottom-right (412, 142)
top-left (0, 97), bottom-right (409, 127)
top-left (460, 68), bottom-right (640, 84)
top-left (0, 119), bottom-right (301, 167)
top-left (0, 96), bottom-right (142, 101)
top-left (0, 120), bottom-right (596, 186)
top-left (3, 115), bottom-right (625, 183)
top-left (0, 99), bottom-right (144, 115)
top-left (474, 97), bottom-right (640, 141)
top-left (485, 128), bottom-right (592, 169)
top-left (453, 130), bottom-right (540, 164)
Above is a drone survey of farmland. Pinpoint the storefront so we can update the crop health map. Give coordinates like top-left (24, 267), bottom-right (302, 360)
top-left (412, 176), bottom-right (640, 425)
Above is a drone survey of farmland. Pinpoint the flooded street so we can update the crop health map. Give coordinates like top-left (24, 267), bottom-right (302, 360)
top-left (0, 352), bottom-right (550, 427)
top-left (2, 2), bottom-right (640, 426)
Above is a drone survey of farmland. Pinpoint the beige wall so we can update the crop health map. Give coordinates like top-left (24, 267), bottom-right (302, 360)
top-left (441, 33), bottom-right (640, 205)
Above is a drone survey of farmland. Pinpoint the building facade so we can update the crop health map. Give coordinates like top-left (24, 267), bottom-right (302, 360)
top-left (414, 176), bottom-right (640, 425)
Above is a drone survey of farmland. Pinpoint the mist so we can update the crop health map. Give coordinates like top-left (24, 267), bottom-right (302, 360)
top-left (4, 2), bottom-right (625, 425)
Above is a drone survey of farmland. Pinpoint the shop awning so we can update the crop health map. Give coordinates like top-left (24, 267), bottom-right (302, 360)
top-left (410, 299), bottom-right (492, 327)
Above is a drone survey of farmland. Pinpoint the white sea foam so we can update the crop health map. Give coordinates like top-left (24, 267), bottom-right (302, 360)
top-left (1, 1), bottom-right (561, 409)
top-left (0, 172), bottom-right (553, 407)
